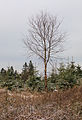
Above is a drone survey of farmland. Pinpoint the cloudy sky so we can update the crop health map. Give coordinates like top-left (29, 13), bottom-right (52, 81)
top-left (0, 0), bottom-right (82, 71)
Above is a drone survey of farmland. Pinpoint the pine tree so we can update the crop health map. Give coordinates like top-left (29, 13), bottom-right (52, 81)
top-left (28, 60), bottom-right (34, 76)
top-left (76, 65), bottom-right (82, 77)
top-left (1, 68), bottom-right (6, 76)
top-left (21, 62), bottom-right (29, 82)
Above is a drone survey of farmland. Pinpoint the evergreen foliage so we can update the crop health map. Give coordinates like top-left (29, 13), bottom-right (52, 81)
top-left (57, 62), bottom-right (81, 89)
top-left (28, 60), bottom-right (34, 76)
top-left (21, 62), bottom-right (29, 82)
top-left (0, 60), bottom-right (82, 91)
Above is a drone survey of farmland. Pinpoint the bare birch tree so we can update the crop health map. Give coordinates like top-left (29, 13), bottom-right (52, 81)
top-left (24, 12), bottom-right (65, 91)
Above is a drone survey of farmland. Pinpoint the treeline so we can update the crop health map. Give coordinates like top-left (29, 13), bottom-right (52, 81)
top-left (0, 60), bottom-right (82, 91)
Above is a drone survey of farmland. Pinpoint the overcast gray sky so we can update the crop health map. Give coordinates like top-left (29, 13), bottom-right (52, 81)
top-left (0, 0), bottom-right (82, 71)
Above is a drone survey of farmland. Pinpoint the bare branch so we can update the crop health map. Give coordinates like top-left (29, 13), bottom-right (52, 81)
top-left (24, 12), bottom-right (66, 90)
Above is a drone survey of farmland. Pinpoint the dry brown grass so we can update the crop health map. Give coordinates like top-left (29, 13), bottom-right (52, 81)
top-left (0, 86), bottom-right (82, 120)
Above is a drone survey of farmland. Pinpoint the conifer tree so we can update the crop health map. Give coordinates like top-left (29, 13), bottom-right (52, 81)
top-left (22, 62), bottom-right (29, 82)
top-left (28, 60), bottom-right (34, 76)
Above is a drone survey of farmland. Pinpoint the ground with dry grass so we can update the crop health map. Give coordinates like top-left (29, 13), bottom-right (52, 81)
top-left (0, 86), bottom-right (82, 120)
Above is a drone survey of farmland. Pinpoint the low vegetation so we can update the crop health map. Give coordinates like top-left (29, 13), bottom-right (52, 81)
top-left (0, 86), bottom-right (82, 120)
top-left (0, 60), bottom-right (82, 119)
top-left (0, 60), bottom-right (82, 91)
